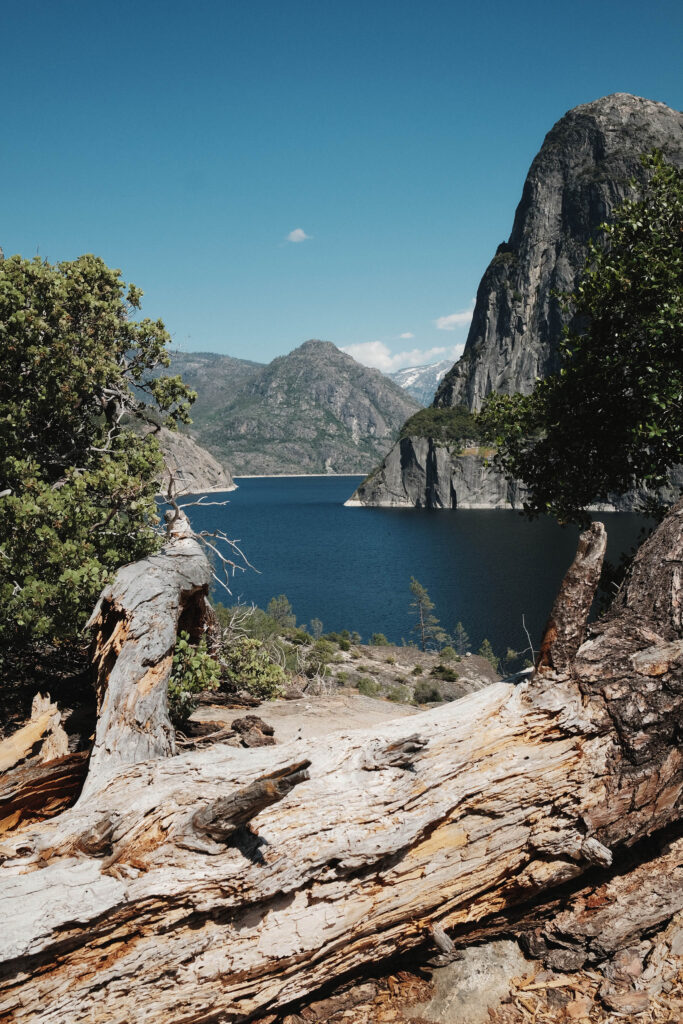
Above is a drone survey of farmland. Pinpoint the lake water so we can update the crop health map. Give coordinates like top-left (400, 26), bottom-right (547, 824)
top-left (183, 476), bottom-right (650, 659)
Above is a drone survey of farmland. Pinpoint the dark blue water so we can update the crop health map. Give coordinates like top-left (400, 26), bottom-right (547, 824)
top-left (183, 476), bottom-right (650, 657)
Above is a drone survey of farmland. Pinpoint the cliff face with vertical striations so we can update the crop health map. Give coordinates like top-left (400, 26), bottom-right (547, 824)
top-left (349, 94), bottom-right (683, 509)
top-left (435, 93), bottom-right (683, 412)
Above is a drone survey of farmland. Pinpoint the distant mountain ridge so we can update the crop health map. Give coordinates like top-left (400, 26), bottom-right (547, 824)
top-left (388, 360), bottom-right (453, 406)
top-left (166, 351), bottom-right (265, 432)
top-left (173, 340), bottom-right (420, 476)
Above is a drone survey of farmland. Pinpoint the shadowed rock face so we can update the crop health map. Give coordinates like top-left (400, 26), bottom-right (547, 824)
top-left (345, 438), bottom-right (526, 509)
top-left (155, 427), bottom-right (236, 495)
top-left (435, 93), bottom-right (683, 413)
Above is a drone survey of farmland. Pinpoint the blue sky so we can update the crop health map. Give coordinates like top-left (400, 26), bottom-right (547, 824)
top-left (2, 0), bottom-right (681, 370)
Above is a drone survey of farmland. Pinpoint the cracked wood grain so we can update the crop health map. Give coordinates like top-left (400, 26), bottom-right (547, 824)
top-left (1, 502), bottom-right (683, 1023)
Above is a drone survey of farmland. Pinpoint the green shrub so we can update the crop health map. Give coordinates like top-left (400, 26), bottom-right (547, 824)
top-left (214, 603), bottom-right (279, 642)
top-left (386, 684), bottom-right (411, 704)
top-left (222, 636), bottom-right (285, 699)
top-left (339, 637), bottom-right (351, 651)
top-left (357, 677), bottom-right (381, 697)
top-left (306, 638), bottom-right (336, 676)
top-left (431, 664), bottom-right (459, 682)
top-left (370, 633), bottom-right (390, 646)
top-left (336, 670), bottom-right (349, 684)
top-left (290, 629), bottom-right (313, 646)
top-left (168, 631), bottom-right (221, 724)
top-left (413, 680), bottom-right (443, 704)
top-left (385, 655), bottom-right (396, 665)
top-left (440, 645), bottom-right (458, 662)
top-left (478, 639), bottom-right (500, 671)
top-left (411, 664), bottom-right (424, 676)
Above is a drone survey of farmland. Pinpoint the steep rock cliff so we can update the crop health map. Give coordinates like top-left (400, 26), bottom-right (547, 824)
top-left (346, 438), bottom-right (526, 508)
top-left (351, 94), bottom-right (683, 509)
top-left (347, 439), bottom-right (683, 511)
top-left (435, 93), bottom-right (683, 412)
top-left (154, 427), bottom-right (236, 495)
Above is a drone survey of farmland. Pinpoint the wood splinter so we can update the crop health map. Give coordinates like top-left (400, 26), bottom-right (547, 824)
top-left (362, 733), bottom-right (428, 771)
top-left (191, 760), bottom-right (311, 843)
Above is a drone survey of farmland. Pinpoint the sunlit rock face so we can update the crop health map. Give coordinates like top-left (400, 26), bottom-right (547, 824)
top-left (435, 94), bottom-right (683, 413)
top-left (351, 94), bottom-right (683, 510)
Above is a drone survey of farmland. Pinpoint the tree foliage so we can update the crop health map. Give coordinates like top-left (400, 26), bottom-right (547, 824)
top-left (452, 621), bottom-right (471, 655)
top-left (0, 253), bottom-right (194, 673)
top-left (479, 152), bottom-right (683, 524)
top-left (266, 594), bottom-right (296, 629)
top-left (478, 638), bottom-right (499, 671)
top-left (400, 405), bottom-right (481, 446)
top-left (167, 631), bottom-right (221, 724)
top-left (221, 637), bottom-right (285, 699)
top-left (409, 577), bottom-right (447, 651)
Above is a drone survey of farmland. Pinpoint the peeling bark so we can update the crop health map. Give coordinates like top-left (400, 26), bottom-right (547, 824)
top-left (1, 503), bottom-right (683, 1023)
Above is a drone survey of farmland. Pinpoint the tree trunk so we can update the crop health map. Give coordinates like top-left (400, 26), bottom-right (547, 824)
top-left (1, 504), bottom-right (683, 1023)
top-left (84, 510), bottom-right (213, 793)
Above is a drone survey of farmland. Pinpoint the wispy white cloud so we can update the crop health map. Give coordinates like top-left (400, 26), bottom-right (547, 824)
top-left (341, 340), bottom-right (465, 373)
top-left (399, 331), bottom-right (415, 339)
top-left (434, 299), bottom-right (475, 331)
top-left (286, 227), bottom-right (311, 243)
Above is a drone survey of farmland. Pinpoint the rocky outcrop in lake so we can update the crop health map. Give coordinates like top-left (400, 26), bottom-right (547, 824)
top-left (347, 439), bottom-right (683, 511)
top-left (346, 439), bottom-right (525, 509)
top-left (351, 94), bottom-right (683, 509)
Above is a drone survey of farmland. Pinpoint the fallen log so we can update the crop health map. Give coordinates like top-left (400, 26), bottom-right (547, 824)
top-left (1, 504), bottom-right (683, 1023)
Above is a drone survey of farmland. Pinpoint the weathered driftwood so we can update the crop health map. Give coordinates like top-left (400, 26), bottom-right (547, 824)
top-left (1, 503), bottom-right (683, 1023)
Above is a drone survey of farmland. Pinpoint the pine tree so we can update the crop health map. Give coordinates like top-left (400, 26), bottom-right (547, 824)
top-left (409, 577), bottom-right (447, 652)
top-left (452, 621), bottom-right (471, 655)
top-left (478, 639), bottom-right (499, 671)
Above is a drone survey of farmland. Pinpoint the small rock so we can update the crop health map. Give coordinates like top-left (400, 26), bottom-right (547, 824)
top-left (544, 948), bottom-right (587, 972)
top-left (410, 940), bottom-right (533, 1024)
top-left (608, 948), bottom-right (644, 981)
top-left (231, 715), bottom-right (275, 735)
top-left (283, 680), bottom-right (305, 700)
top-left (546, 988), bottom-right (571, 1010)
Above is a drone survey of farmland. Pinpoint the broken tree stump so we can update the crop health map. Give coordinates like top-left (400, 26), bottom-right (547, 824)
top-left (85, 510), bottom-right (212, 791)
top-left (1, 502), bottom-right (683, 1023)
